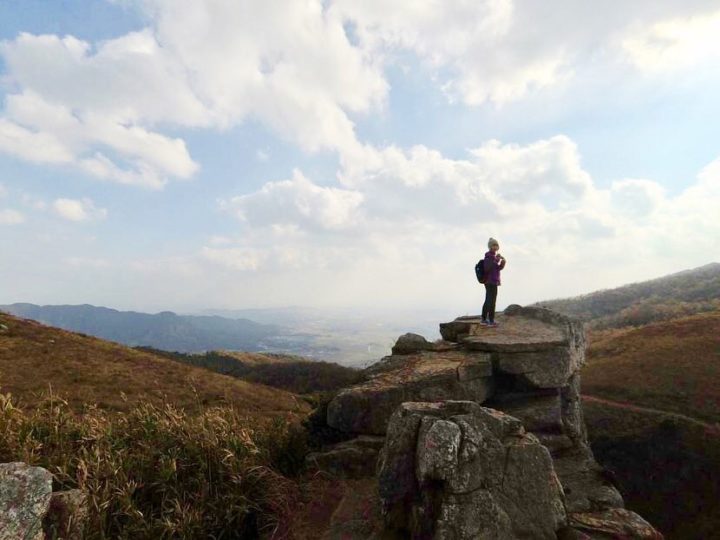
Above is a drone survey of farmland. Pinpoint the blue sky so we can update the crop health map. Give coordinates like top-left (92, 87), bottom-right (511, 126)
top-left (1, 0), bottom-right (719, 314)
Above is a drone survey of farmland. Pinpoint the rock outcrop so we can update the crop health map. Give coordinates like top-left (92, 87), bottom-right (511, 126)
top-left (378, 401), bottom-right (566, 539)
top-left (0, 462), bottom-right (52, 540)
top-left (310, 305), bottom-right (663, 539)
top-left (0, 462), bottom-right (88, 540)
top-left (327, 348), bottom-right (492, 435)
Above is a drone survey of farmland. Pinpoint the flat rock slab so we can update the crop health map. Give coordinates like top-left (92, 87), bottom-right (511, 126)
top-left (440, 305), bottom-right (585, 354)
top-left (448, 315), bottom-right (566, 352)
top-left (327, 350), bottom-right (493, 435)
top-left (439, 306), bottom-right (586, 389)
top-left (568, 508), bottom-right (664, 539)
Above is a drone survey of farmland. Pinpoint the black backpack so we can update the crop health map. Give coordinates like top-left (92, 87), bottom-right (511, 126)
top-left (474, 258), bottom-right (486, 283)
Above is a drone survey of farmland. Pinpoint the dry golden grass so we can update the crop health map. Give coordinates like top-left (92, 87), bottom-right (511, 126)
top-left (0, 388), bottom-right (309, 539)
top-left (215, 350), bottom-right (308, 365)
top-left (582, 310), bottom-right (720, 423)
top-left (0, 312), bottom-right (308, 417)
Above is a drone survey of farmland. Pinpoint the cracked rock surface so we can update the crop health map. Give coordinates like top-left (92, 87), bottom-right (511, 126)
top-left (377, 401), bottom-right (566, 540)
top-left (314, 305), bottom-right (664, 539)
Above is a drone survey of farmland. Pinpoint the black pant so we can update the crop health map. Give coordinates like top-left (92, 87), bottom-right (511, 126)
top-left (482, 284), bottom-right (498, 322)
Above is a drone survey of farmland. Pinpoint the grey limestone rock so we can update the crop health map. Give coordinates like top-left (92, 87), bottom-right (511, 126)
top-left (391, 333), bottom-right (434, 355)
top-left (377, 401), bottom-right (566, 539)
top-left (0, 462), bottom-right (53, 540)
top-left (318, 305), bottom-right (661, 539)
top-left (327, 351), bottom-right (494, 435)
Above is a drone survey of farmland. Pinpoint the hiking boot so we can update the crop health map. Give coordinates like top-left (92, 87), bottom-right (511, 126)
top-left (487, 321), bottom-right (498, 327)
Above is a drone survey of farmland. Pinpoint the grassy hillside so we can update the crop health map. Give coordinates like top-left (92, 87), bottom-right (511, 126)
top-left (138, 347), bottom-right (363, 395)
top-left (0, 303), bottom-right (282, 353)
top-left (535, 262), bottom-right (720, 329)
top-left (582, 311), bottom-right (720, 423)
top-left (580, 311), bottom-right (720, 539)
top-left (0, 312), bottom-right (306, 416)
top-left (583, 401), bottom-right (720, 540)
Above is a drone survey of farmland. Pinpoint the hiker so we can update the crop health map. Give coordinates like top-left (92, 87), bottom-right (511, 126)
top-left (481, 237), bottom-right (506, 327)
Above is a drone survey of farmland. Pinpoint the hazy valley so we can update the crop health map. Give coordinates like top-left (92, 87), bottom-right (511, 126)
top-left (1, 262), bottom-right (719, 538)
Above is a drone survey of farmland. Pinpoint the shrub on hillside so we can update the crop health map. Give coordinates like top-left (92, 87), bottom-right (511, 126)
top-left (535, 263), bottom-right (720, 329)
top-left (585, 402), bottom-right (720, 539)
top-left (0, 387), bottom-right (308, 539)
top-left (138, 348), bottom-right (363, 395)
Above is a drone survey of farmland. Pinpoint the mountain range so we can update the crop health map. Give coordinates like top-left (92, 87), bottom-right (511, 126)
top-left (534, 262), bottom-right (720, 329)
top-left (0, 303), bottom-right (281, 353)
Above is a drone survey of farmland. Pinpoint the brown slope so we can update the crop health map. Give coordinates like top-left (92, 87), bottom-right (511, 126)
top-left (0, 312), bottom-right (307, 416)
top-left (215, 350), bottom-right (308, 365)
top-left (582, 310), bottom-right (720, 423)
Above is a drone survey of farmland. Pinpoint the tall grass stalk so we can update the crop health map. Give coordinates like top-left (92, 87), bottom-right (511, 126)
top-left (0, 384), bottom-right (307, 539)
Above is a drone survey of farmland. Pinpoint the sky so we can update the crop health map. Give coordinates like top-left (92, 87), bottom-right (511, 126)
top-left (0, 0), bottom-right (719, 315)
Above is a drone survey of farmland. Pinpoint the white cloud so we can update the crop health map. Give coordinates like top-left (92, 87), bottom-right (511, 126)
top-left (336, 0), bottom-right (720, 106)
top-left (7, 133), bottom-right (714, 313)
top-left (623, 9), bottom-right (720, 72)
top-left (52, 197), bottom-right (108, 222)
top-left (221, 169), bottom-right (364, 231)
top-left (0, 183), bottom-right (6, 198)
top-left (0, 1), bottom-right (388, 186)
top-left (64, 256), bottom-right (110, 268)
top-left (1, 0), bottom-right (719, 312)
top-left (0, 90), bottom-right (198, 189)
top-left (200, 246), bottom-right (264, 271)
top-left (2, 0), bottom-right (719, 189)
top-left (610, 178), bottom-right (666, 216)
top-left (0, 117), bottom-right (75, 164)
top-left (0, 208), bottom-right (25, 225)
top-left (199, 132), bottom-right (720, 309)
top-left (334, 0), bottom-right (568, 105)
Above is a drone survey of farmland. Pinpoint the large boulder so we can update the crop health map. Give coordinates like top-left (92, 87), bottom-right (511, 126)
top-left (327, 350), bottom-right (493, 435)
top-left (377, 401), bottom-right (567, 539)
top-left (0, 462), bottom-right (53, 540)
top-left (391, 333), bottom-right (434, 355)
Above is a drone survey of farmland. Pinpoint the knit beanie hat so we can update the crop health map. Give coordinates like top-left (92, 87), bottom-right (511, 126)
top-left (488, 237), bottom-right (499, 248)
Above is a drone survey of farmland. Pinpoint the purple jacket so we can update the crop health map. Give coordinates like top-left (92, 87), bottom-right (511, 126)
top-left (483, 251), bottom-right (506, 285)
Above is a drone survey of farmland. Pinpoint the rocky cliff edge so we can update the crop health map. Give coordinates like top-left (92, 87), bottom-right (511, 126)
top-left (308, 305), bottom-right (663, 539)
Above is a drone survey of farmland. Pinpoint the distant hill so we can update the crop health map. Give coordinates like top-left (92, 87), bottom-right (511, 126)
top-left (0, 311), bottom-right (305, 416)
top-left (581, 310), bottom-right (720, 423)
top-left (534, 262), bottom-right (720, 329)
top-left (580, 310), bottom-right (720, 539)
top-left (0, 303), bottom-right (282, 353)
top-left (136, 347), bottom-right (363, 396)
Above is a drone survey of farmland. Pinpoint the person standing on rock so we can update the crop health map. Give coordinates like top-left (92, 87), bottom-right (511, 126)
top-left (481, 237), bottom-right (506, 327)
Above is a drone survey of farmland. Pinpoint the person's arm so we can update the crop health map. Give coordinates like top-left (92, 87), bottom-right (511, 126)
top-left (498, 256), bottom-right (506, 270)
